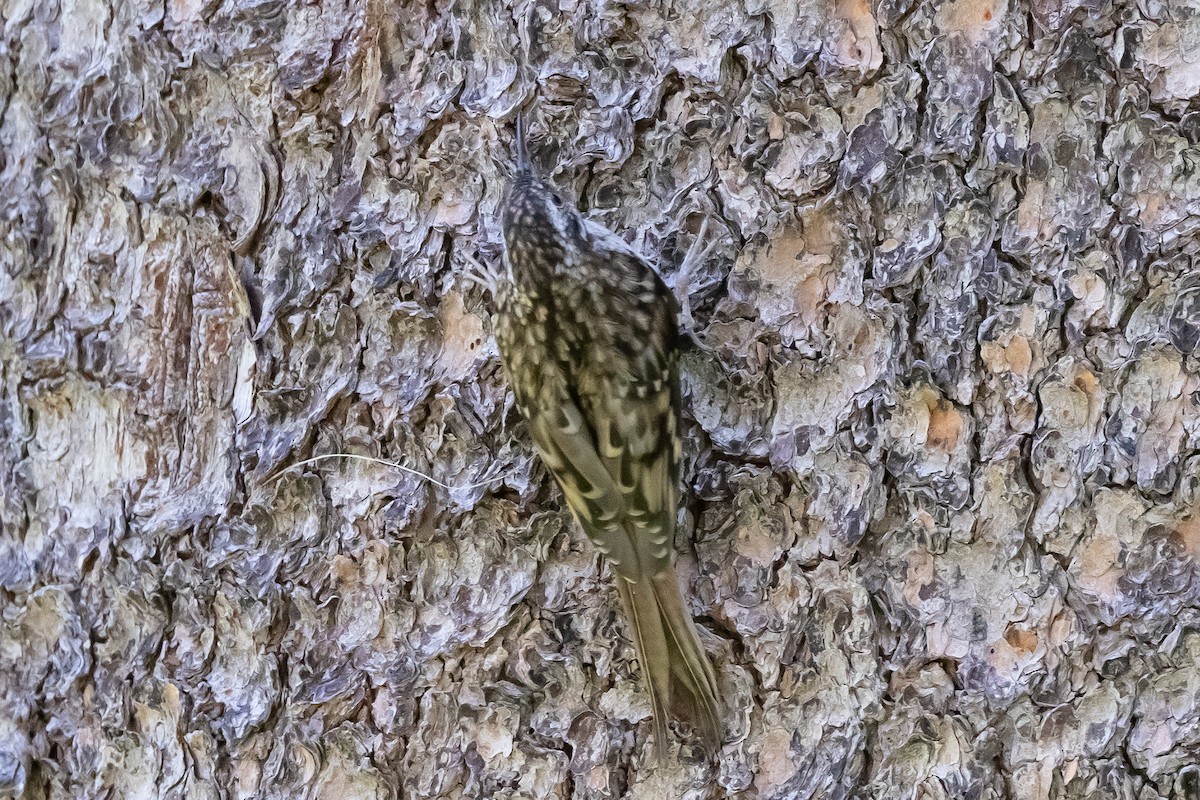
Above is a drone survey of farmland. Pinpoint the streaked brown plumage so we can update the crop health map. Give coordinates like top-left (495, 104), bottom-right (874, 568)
top-left (493, 117), bottom-right (722, 758)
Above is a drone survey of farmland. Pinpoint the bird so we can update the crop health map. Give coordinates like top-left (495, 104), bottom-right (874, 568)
top-left (491, 114), bottom-right (723, 759)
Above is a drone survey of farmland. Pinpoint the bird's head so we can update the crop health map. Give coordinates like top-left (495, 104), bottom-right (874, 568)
top-left (501, 116), bottom-right (585, 261)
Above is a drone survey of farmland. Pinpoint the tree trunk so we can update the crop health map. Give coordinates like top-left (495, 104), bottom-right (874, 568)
top-left (3, 0), bottom-right (1200, 798)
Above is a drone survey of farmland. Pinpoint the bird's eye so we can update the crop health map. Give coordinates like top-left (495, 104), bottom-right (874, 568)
top-left (549, 194), bottom-right (564, 208)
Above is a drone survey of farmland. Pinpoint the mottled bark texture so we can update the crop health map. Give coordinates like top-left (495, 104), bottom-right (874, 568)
top-left (2, 0), bottom-right (1200, 797)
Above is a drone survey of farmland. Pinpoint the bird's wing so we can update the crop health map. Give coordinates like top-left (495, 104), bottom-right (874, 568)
top-left (571, 245), bottom-right (683, 580)
top-left (581, 370), bottom-right (680, 579)
top-left (524, 390), bottom-right (646, 578)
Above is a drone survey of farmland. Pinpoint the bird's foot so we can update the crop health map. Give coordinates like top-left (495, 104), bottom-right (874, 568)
top-left (674, 217), bottom-right (719, 333)
top-left (459, 250), bottom-right (500, 296)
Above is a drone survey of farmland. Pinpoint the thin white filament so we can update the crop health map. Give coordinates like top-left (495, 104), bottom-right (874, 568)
top-left (265, 453), bottom-right (506, 491)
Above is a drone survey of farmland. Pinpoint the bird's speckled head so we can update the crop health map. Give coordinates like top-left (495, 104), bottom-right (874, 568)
top-left (501, 117), bottom-right (585, 264)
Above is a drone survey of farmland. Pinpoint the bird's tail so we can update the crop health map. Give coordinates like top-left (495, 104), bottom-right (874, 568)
top-left (615, 564), bottom-right (723, 759)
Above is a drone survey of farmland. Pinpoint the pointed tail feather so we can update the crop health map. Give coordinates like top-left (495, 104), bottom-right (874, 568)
top-left (653, 565), bottom-right (723, 753)
top-left (615, 567), bottom-right (723, 758)
top-left (615, 577), bottom-right (671, 759)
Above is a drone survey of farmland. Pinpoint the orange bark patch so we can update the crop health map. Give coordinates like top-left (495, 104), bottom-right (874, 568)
top-left (982, 335), bottom-right (1032, 378)
top-left (938, 0), bottom-right (1007, 41)
top-left (1076, 533), bottom-right (1123, 599)
top-left (1172, 513), bottom-right (1200, 561)
top-left (925, 397), bottom-right (964, 453)
top-left (1004, 625), bottom-right (1039, 655)
top-left (1072, 368), bottom-right (1098, 394)
top-left (437, 291), bottom-right (486, 381)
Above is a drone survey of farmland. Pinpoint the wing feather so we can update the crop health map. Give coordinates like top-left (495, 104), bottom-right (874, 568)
top-left (526, 397), bottom-right (644, 575)
top-left (569, 246), bottom-right (682, 579)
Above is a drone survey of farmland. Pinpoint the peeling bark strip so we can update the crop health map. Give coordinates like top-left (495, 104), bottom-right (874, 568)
top-left (2, 0), bottom-right (1200, 797)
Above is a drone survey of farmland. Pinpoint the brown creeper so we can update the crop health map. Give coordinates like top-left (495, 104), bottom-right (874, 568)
top-left (494, 117), bottom-right (722, 757)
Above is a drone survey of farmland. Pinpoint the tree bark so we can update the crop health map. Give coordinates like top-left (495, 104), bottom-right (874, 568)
top-left (2, 0), bottom-right (1200, 798)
